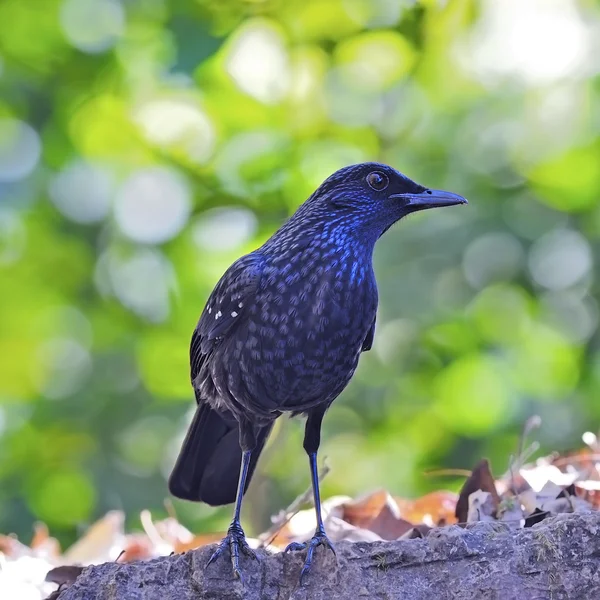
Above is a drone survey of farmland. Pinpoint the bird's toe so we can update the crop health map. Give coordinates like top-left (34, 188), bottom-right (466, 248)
top-left (206, 523), bottom-right (256, 583)
top-left (287, 528), bottom-right (337, 584)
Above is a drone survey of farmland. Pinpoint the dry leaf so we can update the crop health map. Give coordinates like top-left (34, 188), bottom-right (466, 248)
top-left (174, 533), bottom-right (227, 553)
top-left (342, 490), bottom-right (393, 529)
top-left (63, 511), bottom-right (125, 564)
top-left (324, 516), bottom-right (382, 543)
top-left (467, 490), bottom-right (497, 523)
top-left (30, 523), bottom-right (60, 560)
top-left (368, 506), bottom-right (414, 540)
top-left (45, 565), bottom-right (84, 587)
top-left (520, 463), bottom-right (579, 493)
top-left (268, 496), bottom-right (348, 548)
top-left (524, 508), bottom-right (549, 527)
top-left (456, 459), bottom-right (499, 523)
top-left (0, 535), bottom-right (32, 558)
top-left (399, 524), bottom-right (431, 540)
top-left (518, 489), bottom-right (538, 515)
top-left (342, 490), bottom-right (412, 540)
top-left (395, 491), bottom-right (458, 526)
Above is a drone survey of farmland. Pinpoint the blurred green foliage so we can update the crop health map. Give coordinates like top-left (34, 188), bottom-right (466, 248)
top-left (1, 0), bottom-right (600, 544)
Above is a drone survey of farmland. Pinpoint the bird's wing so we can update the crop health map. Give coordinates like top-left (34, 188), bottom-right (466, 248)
top-left (361, 316), bottom-right (376, 352)
top-left (190, 253), bottom-right (266, 383)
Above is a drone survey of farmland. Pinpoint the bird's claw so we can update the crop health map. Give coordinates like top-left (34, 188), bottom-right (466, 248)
top-left (285, 528), bottom-right (336, 584)
top-left (206, 522), bottom-right (258, 582)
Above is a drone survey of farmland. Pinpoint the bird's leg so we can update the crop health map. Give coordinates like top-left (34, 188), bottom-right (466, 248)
top-left (286, 408), bottom-right (336, 583)
top-left (207, 425), bottom-right (258, 581)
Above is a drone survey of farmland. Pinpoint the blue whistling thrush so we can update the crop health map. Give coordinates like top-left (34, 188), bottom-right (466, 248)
top-left (169, 162), bottom-right (467, 582)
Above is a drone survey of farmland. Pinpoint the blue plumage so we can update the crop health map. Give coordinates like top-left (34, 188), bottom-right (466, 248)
top-left (169, 162), bottom-right (467, 582)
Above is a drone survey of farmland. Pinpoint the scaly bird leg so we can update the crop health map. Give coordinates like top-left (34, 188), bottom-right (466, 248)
top-left (286, 409), bottom-right (336, 583)
top-left (207, 449), bottom-right (258, 581)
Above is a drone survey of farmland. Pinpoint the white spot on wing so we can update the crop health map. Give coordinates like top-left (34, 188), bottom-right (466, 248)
top-left (215, 310), bottom-right (222, 319)
top-left (238, 302), bottom-right (243, 308)
top-left (231, 311), bottom-right (238, 317)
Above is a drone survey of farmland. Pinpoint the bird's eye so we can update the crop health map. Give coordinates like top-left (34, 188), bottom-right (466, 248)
top-left (366, 171), bottom-right (389, 191)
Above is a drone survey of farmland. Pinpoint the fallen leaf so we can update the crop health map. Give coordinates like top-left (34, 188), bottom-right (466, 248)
top-left (174, 533), bottom-right (227, 553)
top-left (524, 508), bottom-right (549, 527)
top-left (395, 491), bottom-right (458, 526)
top-left (0, 534), bottom-right (32, 558)
top-left (455, 459), bottom-right (500, 523)
top-left (118, 534), bottom-right (156, 562)
top-left (399, 524), bottom-right (431, 540)
top-left (575, 480), bottom-right (600, 509)
top-left (520, 463), bottom-right (579, 493)
top-left (342, 490), bottom-right (393, 529)
top-left (63, 511), bottom-right (125, 564)
top-left (518, 489), bottom-right (538, 515)
top-left (30, 523), bottom-right (61, 559)
top-left (268, 496), bottom-right (348, 548)
top-left (45, 565), bottom-right (84, 587)
top-left (342, 490), bottom-right (412, 540)
top-left (467, 490), bottom-right (497, 523)
top-left (325, 516), bottom-right (382, 543)
top-left (368, 506), bottom-right (414, 540)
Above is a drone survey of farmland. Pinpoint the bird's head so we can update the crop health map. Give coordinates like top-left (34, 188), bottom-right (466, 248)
top-left (306, 162), bottom-right (467, 239)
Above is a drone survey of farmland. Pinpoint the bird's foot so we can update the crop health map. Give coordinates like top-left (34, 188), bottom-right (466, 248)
top-left (206, 521), bottom-right (258, 581)
top-left (285, 527), bottom-right (336, 584)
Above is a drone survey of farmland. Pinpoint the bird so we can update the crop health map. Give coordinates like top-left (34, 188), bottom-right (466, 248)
top-left (168, 162), bottom-right (467, 582)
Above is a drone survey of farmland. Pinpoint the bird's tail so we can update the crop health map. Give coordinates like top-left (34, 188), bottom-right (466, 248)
top-left (168, 402), bottom-right (273, 506)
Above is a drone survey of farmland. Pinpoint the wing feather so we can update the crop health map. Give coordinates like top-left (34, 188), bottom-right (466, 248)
top-left (190, 253), bottom-right (265, 385)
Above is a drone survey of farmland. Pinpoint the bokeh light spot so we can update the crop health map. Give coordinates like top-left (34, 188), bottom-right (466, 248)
top-left (528, 229), bottom-right (592, 290)
top-left (0, 119), bottom-right (41, 182)
top-left (225, 20), bottom-right (290, 103)
top-left (114, 168), bottom-right (191, 244)
top-left (434, 355), bottom-right (512, 435)
top-left (60, 0), bottom-right (125, 54)
top-left (463, 232), bottom-right (523, 289)
top-left (465, 0), bottom-right (592, 85)
top-left (192, 207), bottom-right (257, 252)
top-left (98, 247), bottom-right (174, 322)
top-left (134, 99), bottom-right (216, 165)
top-left (28, 469), bottom-right (96, 526)
top-left (49, 160), bottom-right (114, 224)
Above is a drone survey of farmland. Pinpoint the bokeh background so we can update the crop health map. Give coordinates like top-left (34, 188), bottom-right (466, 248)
top-left (1, 0), bottom-right (600, 545)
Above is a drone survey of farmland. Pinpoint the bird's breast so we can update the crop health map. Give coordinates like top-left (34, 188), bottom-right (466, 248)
top-left (232, 253), bottom-right (377, 410)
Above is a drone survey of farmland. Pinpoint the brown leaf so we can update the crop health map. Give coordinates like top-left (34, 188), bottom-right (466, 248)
top-left (341, 490), bottom-right (414, 540)
top-left (119, 534), bottom-right (156, 561)
top-left (323, 516), bottom-right (382, 543)
top-left (30, 522), bottom-right (61, 558)
top-left (395, 491), bottom-right (458, 526)
top-left (174, 533), bottom-right (227, 553)
top-left (575, 480), bottom-right (600, 509)
top-left (0, 534), bottom-right (32, 558)
top-left (342, 490), bottom-right (391, 529)
top-left (368, 505), bottom-right (414, 540)
top-left (45, 565), bottom-right (84, 586)
top-left (63, 511), bottom-right (125, 564)
top-left (266, 496), bottom-right (348, 549)
top-left (399, 524), bottom-right (431, 540)
top-left (455, 459), bottom-right (500, 523)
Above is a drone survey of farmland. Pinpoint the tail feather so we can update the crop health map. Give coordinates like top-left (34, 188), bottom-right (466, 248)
top-left (168, 403), bottom-right (272, 506)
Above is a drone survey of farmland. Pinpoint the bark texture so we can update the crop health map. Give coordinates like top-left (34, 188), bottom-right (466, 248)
top-left (58, 513), bottom-right (600, 600)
